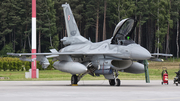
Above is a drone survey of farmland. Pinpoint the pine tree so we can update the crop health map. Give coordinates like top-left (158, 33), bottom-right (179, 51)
top-left (136, 0), bottom-right (149, 45)
top-left (103, 0), bottom-right (107, 41)
top-left (171, 0), bottom-right (180, 58)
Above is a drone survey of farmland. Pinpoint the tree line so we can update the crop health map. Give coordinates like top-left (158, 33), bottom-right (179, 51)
top-left (0, 0), bottom-right (179, 58)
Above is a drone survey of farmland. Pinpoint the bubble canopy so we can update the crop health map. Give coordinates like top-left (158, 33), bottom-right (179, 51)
top-left (111, 18), bottom-right (137, 45)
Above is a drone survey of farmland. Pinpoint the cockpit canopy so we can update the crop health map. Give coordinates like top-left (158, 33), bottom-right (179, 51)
top-left (111, 18), bottom-right (137, 45)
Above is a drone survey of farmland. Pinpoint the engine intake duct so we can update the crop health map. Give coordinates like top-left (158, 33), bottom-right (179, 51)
top-left (111, 60), bottom-right (132, 70)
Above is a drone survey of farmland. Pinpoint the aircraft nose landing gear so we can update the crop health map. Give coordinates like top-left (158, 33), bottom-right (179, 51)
top-left (109, 78), bottom-right (121, 86)
top-left (109, 79), bottom-right (115, 86)
top-left (109, 70), bottom-right (121, 86)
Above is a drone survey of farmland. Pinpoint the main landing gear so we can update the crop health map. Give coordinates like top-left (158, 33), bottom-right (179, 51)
top-left (71, 69), bottom-right (92, 85)
top-left (109, 70), bottom-right (121, 86)
top-left (71, 75), bottom-right (78, 85)
top-left (71, 70), bottom-right (121, 86)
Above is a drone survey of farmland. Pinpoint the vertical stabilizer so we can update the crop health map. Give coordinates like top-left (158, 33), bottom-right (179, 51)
top-left (62, 3), bottom-right (80, 37)
top-left (61, 3), bottom-right (89, 45)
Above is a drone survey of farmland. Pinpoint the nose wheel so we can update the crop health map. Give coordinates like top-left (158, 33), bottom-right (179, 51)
top-left (71, 75), bottom-right (78, 84)
top-left (109, 79), bottom-right (121, 86)
top-left (109, 79), bottom-right (115, 86)
top-left (109, 70), bottom-right (121, 86)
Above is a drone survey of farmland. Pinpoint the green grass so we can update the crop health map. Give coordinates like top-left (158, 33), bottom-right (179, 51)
top-left (0, 69), bottom-right (179, 81)
top-left (0, 70), bottom-right (106, 81)
top-left (0, 61), bottom-right (179, 81)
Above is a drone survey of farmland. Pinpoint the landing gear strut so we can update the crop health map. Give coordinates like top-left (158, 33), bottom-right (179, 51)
top-left (71, 75), bottom-right (78, 84)
top-left (70, 68), bottom-right (94, 85)
top-left (108, 70), bottom-right (121, 86)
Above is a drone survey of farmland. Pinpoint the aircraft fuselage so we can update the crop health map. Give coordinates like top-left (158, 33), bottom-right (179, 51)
top-left (60, 39), bottom-right (151, 61)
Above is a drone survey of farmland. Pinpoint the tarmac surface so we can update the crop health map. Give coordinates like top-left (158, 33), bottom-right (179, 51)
top-left (0, 80), bottom-right (180, 101)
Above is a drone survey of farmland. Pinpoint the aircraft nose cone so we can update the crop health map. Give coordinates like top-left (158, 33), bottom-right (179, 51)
top-left (131, 45), bottom-right (151, 60)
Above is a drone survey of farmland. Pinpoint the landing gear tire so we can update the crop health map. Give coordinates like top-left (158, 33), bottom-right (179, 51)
top-left (176, 83), bottom-right (178, 86)
top-left (116, 79), bottom-right (120, 86)
top-left (71, 75), bottom-right (78, 84)
top-left (109, 79), bottom-right (115, 86)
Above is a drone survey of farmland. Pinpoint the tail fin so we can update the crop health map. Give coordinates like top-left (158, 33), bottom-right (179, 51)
top-left (62, 3), bottom-right (80, 37)
top-left (61, 3), bottom-right (89, 45)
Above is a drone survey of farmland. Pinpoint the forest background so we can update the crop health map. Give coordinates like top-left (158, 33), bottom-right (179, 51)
top-left (0, 0), bottom-right (179, 58)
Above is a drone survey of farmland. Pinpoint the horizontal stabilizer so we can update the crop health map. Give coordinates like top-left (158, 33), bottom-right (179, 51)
top-left (50, 49), bottom-right (58, 53)
top-left (37, 56), bottom-right (50, 69)
top-left (20, 56), bottom-right (33, 62)
top-left (47, 49), bottom-right (59, 58)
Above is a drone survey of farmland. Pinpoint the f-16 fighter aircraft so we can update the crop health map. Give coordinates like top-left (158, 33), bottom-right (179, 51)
top-left (7, 3), bottom-right (152, 86)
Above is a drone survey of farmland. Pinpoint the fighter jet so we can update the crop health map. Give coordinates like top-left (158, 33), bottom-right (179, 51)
top-left (7, 3), bottom-right (152, 86)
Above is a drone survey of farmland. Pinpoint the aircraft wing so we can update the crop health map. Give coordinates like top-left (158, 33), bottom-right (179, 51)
top-left (149, 53), bottom-right (173, 62)
top-left (7, 51), bottom-right (96, 68)
top-left (7, 51), bottom-right (119, 57)
top-left (7, 47), bottom-right (118, 57)
top-left (7, 52), bottom-right (84, 56)
top-left (7, 50), bottom-right (125, 64)
top-left (151, 53), bottom-right (173, 57)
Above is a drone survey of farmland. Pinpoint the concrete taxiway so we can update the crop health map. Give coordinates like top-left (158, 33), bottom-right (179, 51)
top-left (0, 80), bottom-right (180, 101)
